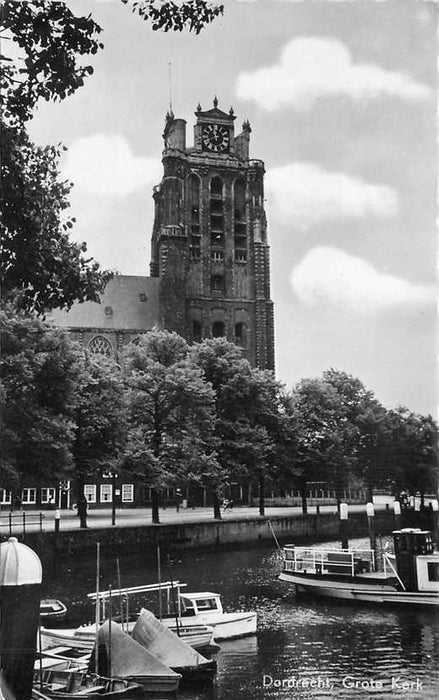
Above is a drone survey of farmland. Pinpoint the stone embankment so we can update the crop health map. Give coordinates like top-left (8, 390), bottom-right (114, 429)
top-left (20, 509), bottom-right (396, 562)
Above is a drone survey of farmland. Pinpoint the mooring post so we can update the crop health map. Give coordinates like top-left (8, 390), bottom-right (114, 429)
top-left (431, 499), bottom-right (439, 545)
top-left (339, 502), bottom-right (349, 549)
top-left (366, 502), bottom-right (377, 570)
top-left (393, 500), bottom-right (401, 531)
top-left (0, 537), bottom-right (42, 700)
top-left (55, 509), bottom-right (60, 536)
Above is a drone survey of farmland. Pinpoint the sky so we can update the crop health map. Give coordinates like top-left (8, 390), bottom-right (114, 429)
top-left (27, 0), bottom-right (437, 416)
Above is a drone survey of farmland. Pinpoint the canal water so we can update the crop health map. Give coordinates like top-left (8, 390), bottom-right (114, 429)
top-left (42, 541), bottom-right (439, 698)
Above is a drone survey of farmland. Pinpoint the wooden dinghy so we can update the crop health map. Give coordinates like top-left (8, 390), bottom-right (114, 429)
top-left (32, 669), bottom-right (144, 699)
top-left (90, 620), bottom-right (181, 695)
top-left (132, 609), bottom-right (216, 684)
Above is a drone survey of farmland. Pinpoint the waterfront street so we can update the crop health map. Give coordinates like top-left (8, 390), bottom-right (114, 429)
top-left (0, 500), bottom-right (395, 535)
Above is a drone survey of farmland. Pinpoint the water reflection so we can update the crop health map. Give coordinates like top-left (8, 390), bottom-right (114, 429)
top-left (42, 543), bottom-right (439, 698)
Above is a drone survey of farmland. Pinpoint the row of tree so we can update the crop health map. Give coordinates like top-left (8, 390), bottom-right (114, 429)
top-left (1, 305), bottom-right (437, 526)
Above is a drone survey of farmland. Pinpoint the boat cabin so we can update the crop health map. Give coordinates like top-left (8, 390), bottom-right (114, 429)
top-left (393, 529), bottom-right (439, 593)
top-left (179, 592), bottom-right (224, 617)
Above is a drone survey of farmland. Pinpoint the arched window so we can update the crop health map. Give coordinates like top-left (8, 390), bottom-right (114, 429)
top-left (235, 322), bottom-right (247, 347)
top-left (192, 320), bottom-right (202, 343)
top-left (211, 176), bottom-right (223, 198)
top-left (234, 179), bottom-right (246, 220)
top-left (211, 274), bottom-right (224, 293)
top-left (188, 174), bottom-right (201, 259)
top-left (210, 176), bottom-right (224, 246)
top-left (88, 335), bottom-right (113, 357)
top-left (234, 178), bottom-right (247, 262)
top-left (212, 321), bottom-right (225, 338)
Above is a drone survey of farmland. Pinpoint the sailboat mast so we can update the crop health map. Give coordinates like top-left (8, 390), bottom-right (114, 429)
top-left (94, 542), bottom-right (100, 675)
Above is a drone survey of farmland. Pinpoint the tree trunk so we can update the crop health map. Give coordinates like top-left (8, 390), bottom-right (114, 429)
top-left (299, 479), bottom-right (308, 515)
top-left (366, 483), bottom-right (374, 504)
top-left (76, 475), bottom-right (88, 528)
top-left (151, 488), bottom-right (160, 524)
top-left (258, 475), bottom-right (265, 516)
top-left (213, 491), bottom-right (222, 520)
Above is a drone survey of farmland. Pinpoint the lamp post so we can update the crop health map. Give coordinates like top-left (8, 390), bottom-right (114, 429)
top-left (112, 472), bottom-right (117, 527)
top-left (0, 537), bottom-right (42, 700)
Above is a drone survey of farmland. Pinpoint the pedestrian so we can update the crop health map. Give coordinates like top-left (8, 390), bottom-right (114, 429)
top-left (175, 489), bottom-right (183, 513)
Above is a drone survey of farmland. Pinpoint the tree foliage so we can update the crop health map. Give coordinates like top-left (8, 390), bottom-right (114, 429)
top-left (72, 352), bottom-right (128, 527)
top-left (0, 305), bottom-right (79, 489)
top-left (123, 331), bottom-right (217, 522)
top-left (122, 0), bottom-right (223, 35)
top-left (1, 126), bottom-right (113, 315)
top-left (1, 0), bottom-right (103, 126)
top-left (1, 1), bottom-right (111, 314)
top-left (190, 339), bottom-right (285, 516)
top-left (386, 408), bottom-right (438, 498)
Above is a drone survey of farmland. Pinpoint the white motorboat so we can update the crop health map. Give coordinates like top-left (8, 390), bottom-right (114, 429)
top-left (279, 528), bottom-right (439, 607)
top-left (161, 590), bottom-right (257, 640)
top-left (88, 580), bottom-right (257, 642)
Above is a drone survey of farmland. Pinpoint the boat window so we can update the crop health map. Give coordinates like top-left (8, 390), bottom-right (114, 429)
top-left (180, 597), bottom-right (195, 612)
top-left (195, 598), bottom-right (218, 610)
top-left (427, 562), bottom-right (439, 582)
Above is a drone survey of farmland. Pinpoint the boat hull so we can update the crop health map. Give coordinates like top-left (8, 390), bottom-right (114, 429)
top-left (279, 571), bottom-right (439, 606)
top-left (163, 612), bottom-right (257, 640)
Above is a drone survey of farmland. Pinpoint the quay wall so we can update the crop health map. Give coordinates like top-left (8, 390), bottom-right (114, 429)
top-left (19, 510), bottom-right (396, 562)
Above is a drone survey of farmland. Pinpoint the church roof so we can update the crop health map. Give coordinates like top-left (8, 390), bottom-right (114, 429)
top-left (47, 275), bottom-right (159, 331)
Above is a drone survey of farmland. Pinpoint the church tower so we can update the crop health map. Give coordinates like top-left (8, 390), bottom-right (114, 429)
top-left (150, 98), bottom-right (275, 371)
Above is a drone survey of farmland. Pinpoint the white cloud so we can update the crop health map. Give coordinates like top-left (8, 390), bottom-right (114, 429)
top-left (236, 37), bottom-right (431, 111)
top-left (62, 134), bottom-right (161, 196)
top-left (266, 162), bottom-right (398, 229)
top-left (291, 247), bottom-right (436, 314)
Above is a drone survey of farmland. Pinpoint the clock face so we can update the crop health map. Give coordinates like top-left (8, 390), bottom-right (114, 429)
top-left (202, 124), bottom-right (230, 153)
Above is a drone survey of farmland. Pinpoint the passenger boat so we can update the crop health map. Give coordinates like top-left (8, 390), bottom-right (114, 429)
top-left (32, 669), bottom-right (144, 698)
top-left (40, 599), bottom-right (68, 622)
top-left (279, 528), bottom-right (439, 606)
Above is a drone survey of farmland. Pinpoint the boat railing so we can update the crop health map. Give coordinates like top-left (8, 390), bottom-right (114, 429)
top-left (283, 546), bottom-right (376, 576)
top-left (87, 580), bottom-right (187, 624)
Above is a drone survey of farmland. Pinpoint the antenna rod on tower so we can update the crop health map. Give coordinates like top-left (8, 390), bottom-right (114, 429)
top-left (168, 62), bottom-right (173, 113)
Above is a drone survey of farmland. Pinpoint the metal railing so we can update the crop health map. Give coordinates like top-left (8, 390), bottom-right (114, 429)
top-left (283, 545), bottom-right (375, 576)
top-left (0, 511), bottom-right (45, 536)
